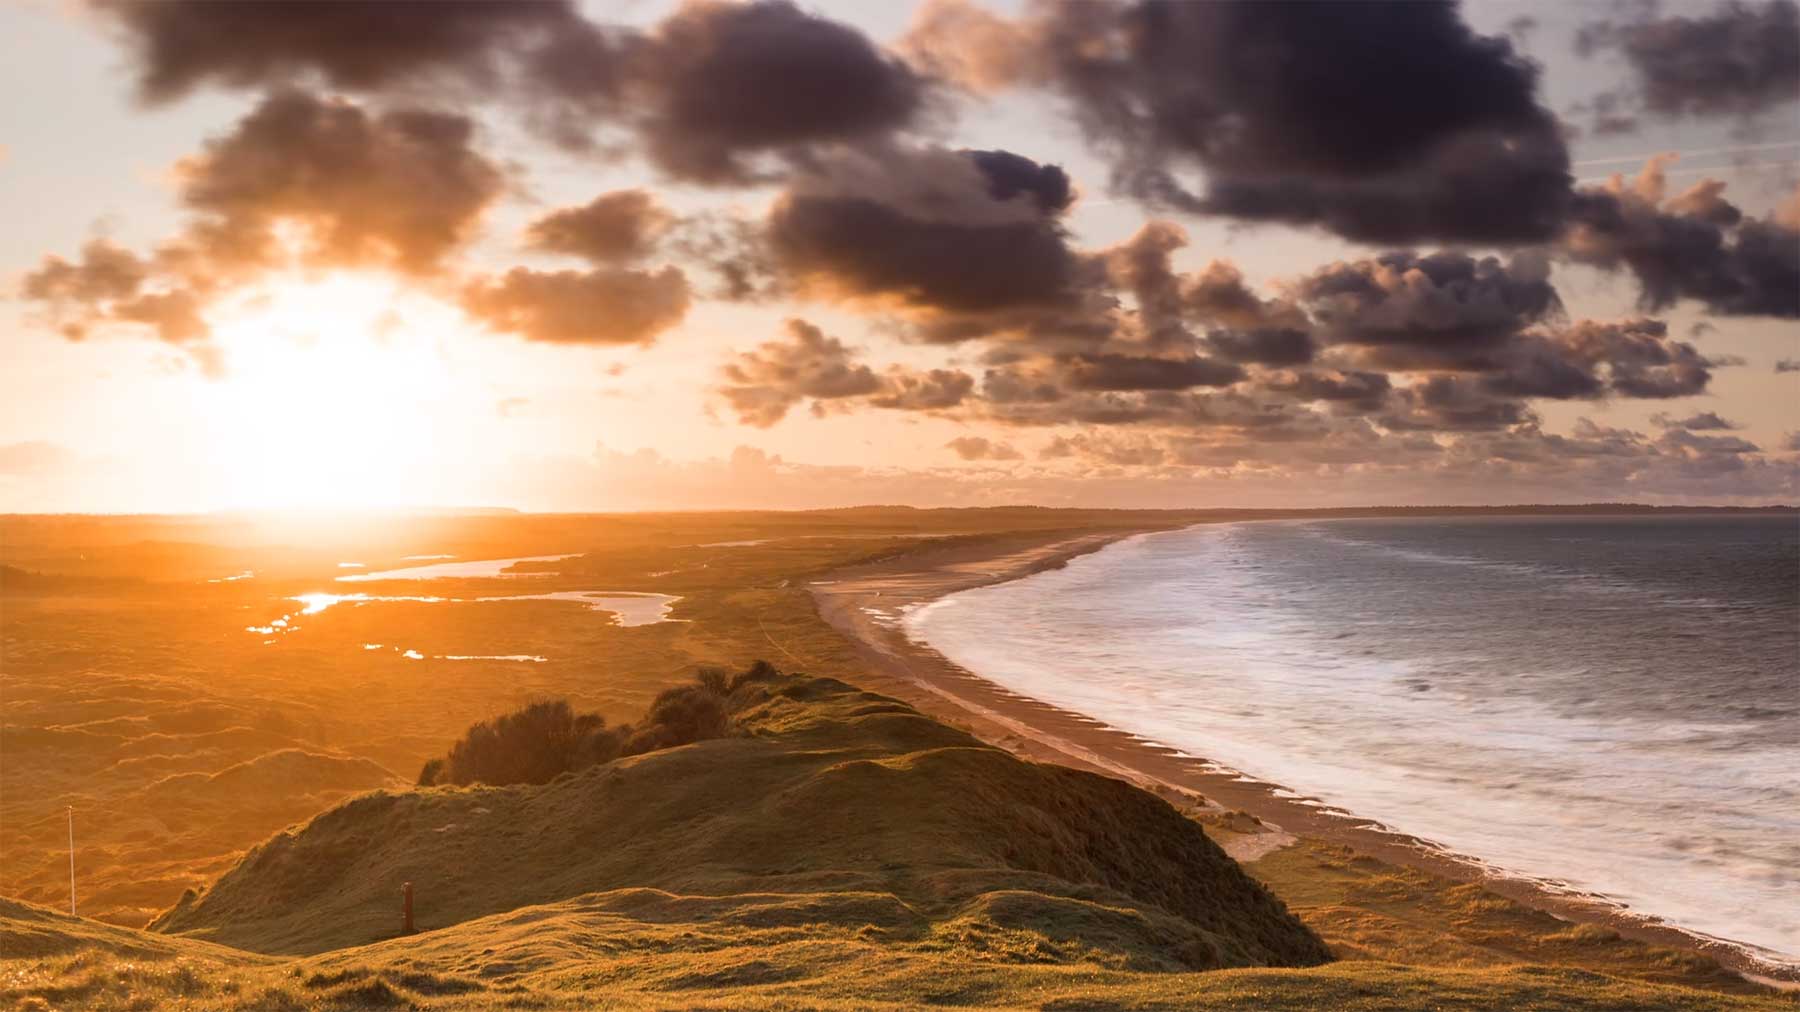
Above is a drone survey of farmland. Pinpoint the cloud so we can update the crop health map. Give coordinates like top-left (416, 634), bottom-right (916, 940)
top-left (22, 90), bottom-right (507, 367)
top-left (1565, 161), bottom-right (1800, 318)
top-left (718, 318), bottom-right (882, 426)
top-left (90, 0), bottom-right (579, 103)
top-left (1382, 376), bottom-right (1536, 432)
top-left (93, 0), bottom-right (926, 184)
top-left (1063, 354), bottom-right (1243, 392)
top-left (524, 189), bottom-right (674, 264)
top-left (20, 238), bottom-right (211, 356)
top-left (1203, 328), bottom-right (1314, 366)
top-left (1548, 318), bottom-right (1717, 399)
top-left (946, 435), bottom-right (1022, 461)
top-left (909, 0), bottom-right (1574, 244)
top-left (625, 0), bottom-right (928, 183)
top-left (717, 318), bottom-right (972, 426)
top-left (20, 238), bottom-right (147, 309)
top-left (763, 146), bottom-right (1112, 342)
top-left (1401, 316), bottom-right (1722, 403)
top-left (868, 368), bottom-right (976, 411)
top-left (1262, 369), bottom-right (1392, 409)
top-left (1295, 250), bottom-right (1562, 370)
top-left (1577, 1), bottom-right (1799, 124)
top-left (1653, 411), bottom-right (1741, 431)
top-left (460, 266), bottom-right (690, 345)
top-left (174, 90), bottom-right (505, 275)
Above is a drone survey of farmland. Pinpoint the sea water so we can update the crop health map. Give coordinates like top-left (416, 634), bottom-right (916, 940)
top-left (907, 515), bottom-right (1800, 967)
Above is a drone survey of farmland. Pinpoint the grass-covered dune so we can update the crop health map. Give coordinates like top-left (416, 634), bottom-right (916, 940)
top-left (4, 671), bottom-right (1794, 1010)
top-left (151, 672), bottom-right (1330, 970)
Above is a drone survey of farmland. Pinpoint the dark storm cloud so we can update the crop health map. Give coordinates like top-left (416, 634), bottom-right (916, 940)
top-left (1552, 318), bottom-right (1717, 399)
top-left (965, 149), bottom-right (1075, 213)
top-left (90, 0), bottom-right (578, 103)
top-left (1262, 369), bottom-right (1392, 409)
top-left (524, 190), bottom-right (675, 264)
top-left (1467, 317), bottom-right (1721, 401)
top-left (717, 318), bottom-right (971, 426)
top-left (626, 1), bottom-right (928, 183)
top-left (1180, 261), bottom-right (1306, 330)
top-left (1100, 221), bottom-right (1191, 348)
top-left (1565, 162), bottom-right (1800, 318)
top-left (93, 0), bottom-right (927, 184)
top-left (762, 147), bottom-right (1112, 341)
top-left (1295, 251), bottom-right (1562, 369)
top-left (1097, 222), bottom-right (1311, 359)
top-left (1476, 334), bottom-right (1607, 399)
top-left (1577, 1), bottom-right (1799, 122)
top-left (460, 266), bottom-right (690, 345)
top-left (1203, 328), bottom-right (1315, 366)
top-left (176, 90), bottom-right (506, 274)
top-left (908, 0), bottom-right (1574, 244)
top-left (1382, 376), bottom-right (1535, 432)
top-left (1063, 354), bottom-right (1244, 391)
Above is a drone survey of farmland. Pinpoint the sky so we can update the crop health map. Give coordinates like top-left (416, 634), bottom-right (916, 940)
top-left (1, 0), bottom-right (1797, 512)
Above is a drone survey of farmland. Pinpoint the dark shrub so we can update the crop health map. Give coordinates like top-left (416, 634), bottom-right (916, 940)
top-left (621, 683), bottom-right (732, 757)
top-left (728, 659), bottom-right (782, 692)
top-left (428, 700), bottom-right (623, 787)
top-left (417, 758), bottom-right (445, 787)
top-left (417, 663), bottom-right (783, 787)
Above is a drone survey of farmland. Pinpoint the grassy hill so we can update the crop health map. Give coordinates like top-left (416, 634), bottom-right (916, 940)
top-left (151, 673), bottom-right (1329, 969)
top-left (2, 672), bottom-right (1791, 1010)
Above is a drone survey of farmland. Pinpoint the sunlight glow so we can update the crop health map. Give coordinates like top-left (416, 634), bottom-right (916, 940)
top-left (197, 273), bottom-right (467, 511)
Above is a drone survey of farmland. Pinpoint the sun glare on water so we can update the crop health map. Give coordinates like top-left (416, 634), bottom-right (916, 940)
top-left (197, 273), bottom-right (464, 512)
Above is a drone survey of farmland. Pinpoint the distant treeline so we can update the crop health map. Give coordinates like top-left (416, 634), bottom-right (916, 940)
top-left (416, 662), bottom-right (784, 788)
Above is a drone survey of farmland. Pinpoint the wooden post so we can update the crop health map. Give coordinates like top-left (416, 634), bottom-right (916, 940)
top-left (66, 807), bottom-right (75, 917)
top-left (402, 881), bottom-right (414, 934)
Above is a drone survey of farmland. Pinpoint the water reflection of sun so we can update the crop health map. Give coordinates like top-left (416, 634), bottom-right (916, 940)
top-left (198, 273), bottom-right (465, 511)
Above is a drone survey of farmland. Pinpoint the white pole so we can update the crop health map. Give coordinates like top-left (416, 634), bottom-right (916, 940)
top-left (66, 806), bottom-right (75, 917)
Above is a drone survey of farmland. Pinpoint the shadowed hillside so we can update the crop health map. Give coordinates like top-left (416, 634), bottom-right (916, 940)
top-left (4, 672), bottom-right (1791, 1010)
top-left (151, 672), bottom-right (1331, 970)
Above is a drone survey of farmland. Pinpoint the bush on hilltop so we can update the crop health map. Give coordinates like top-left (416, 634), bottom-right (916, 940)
top-left (417, 662), bottom-right (784, 787)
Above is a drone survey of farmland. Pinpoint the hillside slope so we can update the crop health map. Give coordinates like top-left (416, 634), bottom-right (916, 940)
top-left (151, 675), bottom-right (1330, 969)
top-left (5, 675), bottom-right (1791, 1010)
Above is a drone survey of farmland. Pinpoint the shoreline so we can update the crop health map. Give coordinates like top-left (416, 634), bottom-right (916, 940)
top-left (808, 521), bottom-right (1799, 986)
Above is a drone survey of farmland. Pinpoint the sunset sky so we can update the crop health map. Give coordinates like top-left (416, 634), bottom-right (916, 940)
top-left (2, 0), bottom-right (1797, 512)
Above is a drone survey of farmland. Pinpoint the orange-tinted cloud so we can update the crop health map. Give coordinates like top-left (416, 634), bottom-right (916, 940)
top-left (717, 318), bottom-right (972, 426)
top-left (175, 90), bottom-right (505, 275)
top-left (524, 190), bottom-right (674, 264)
top-left (461, 267), bottom-right (690, 345)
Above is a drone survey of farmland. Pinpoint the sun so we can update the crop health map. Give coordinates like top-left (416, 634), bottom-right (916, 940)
top-left (195, 272), bottom-right (466, 512)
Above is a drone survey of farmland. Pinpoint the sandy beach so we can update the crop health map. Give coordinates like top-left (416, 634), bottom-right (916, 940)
top-left (810, 523), bottom-right (1800, 985)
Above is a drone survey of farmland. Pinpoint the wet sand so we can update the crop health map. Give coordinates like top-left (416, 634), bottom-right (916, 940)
top-left (810, 523), bottom-right (1798, 984)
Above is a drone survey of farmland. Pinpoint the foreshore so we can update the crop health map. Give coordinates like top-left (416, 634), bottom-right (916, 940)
top-left (809, 522), bottom-right (1798, 986)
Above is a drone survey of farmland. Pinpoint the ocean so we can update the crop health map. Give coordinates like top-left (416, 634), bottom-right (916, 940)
top-left (906, 514), bottom-right (1800, 968)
